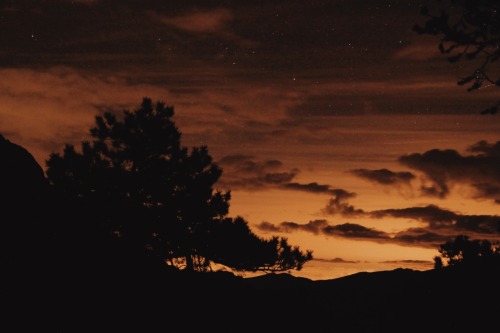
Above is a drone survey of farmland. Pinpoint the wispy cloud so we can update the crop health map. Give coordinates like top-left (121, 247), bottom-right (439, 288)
top-left (380, 259), bottom-right (433, 265)
top-left (69, 0), bottom-right (99, 4)
top-left (371, 205), bottom-right (457, 226)
top-left (261, 199), bottom-right (500, 248)
top-left (314, 257), bottom-right (359, 264)
top-left (392, 41), bottom-right (442, 61)
top-left (350, 168), bottom-right (415, 186)
top-left (257, 220), bottom-right (449, 249)
top-left (283, 182), bottom-right (353, 196)
top-left (0, 67), bottom-right (171, 166)
top-left (323, 223), bottom-right (390, 239)
top-left (159, 8), bottom-right (233, 34)
top-left (217, 155), bottom-right (359, 200)
top-left (372, 205), bottom-right (500, 235)
top-left (217, 155), bottom-right (299, 190)
top-left (258, 220), bottom-right (329, 235)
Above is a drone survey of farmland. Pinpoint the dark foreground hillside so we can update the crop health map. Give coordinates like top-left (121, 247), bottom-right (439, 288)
top-left (4, 266), bottom-right (499, 333)
top-left (1, 135), bottom-right (498, 332)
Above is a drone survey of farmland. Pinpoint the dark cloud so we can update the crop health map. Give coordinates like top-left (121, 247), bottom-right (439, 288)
top-left (314, 257), bottom-right (359, 264)
top-left (323, 223), bottom-right (389, 239)
top-left (286, 93), bottom-right (436, 118)
top-left (283, 182), bottom-right (352, 196)
top-left (0, 0), bottom-right (494, 152)
top-left (392, 228), bottom-right (449, 248)
top-left (281, 192), bottom-right (500, 247)
top-left (285, 86), bottom-right (500, 118)
top-left (0, 0), bottom-right (436, 79)
top-left (217, 154), bottom-right (299, 190)
top-left (371, 205), bottom-right (457, 227)
top-left (279, 220), bottom-right (329, 235)
top-left (373, 205), bottom-right (500, 235)
top-left (399, 141), bottom-right (500, 203)
top-left (322, 190), bottom-right (365, 217)
top-left (258, 220), bottom-right (390, 240)
top-left (380, 259), bottom-right (435, 270)
top-left (350, 168), bottom-right (415, 185)
top-left (381, 259), bottom-right (433, 265)
top-left (319, 181), bottom-right (500, 238)
top-left (256, 221), bottom-right (281, 233)
top-left (218, 104), bottom-right (236, 113)
top-left (217, 121), bottom-right (290, 146)
top-left (454, 215), bottom-right (500, 235)
top-left (217, 155), bottom-right (359, 198)
top-left (257, 220), bottom-right (329, 235)
top-left (263, 171), bottom-right (296, 184)
top-left (158, 8), bottom-right (234, 34)
top-left (468, 140), bottom-right (500, 156)
top-left (262, 221), bottom-right (451, 249)
top-left (168, 88), bottom-right (204, 95)
top-left (287, 95), bottom-right (369, 117)
top-left (332, 193), bottom-right (500, 235)
top-left (218, 154), bottom-right (253, 165)
top-left (0, 1), bottom-right (258, 71)
top-left (472, 183), bottom-right (500, 204)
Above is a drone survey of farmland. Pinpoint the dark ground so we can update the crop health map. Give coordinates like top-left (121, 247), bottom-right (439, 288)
top-left (4, 265), bottom-right (499, 333)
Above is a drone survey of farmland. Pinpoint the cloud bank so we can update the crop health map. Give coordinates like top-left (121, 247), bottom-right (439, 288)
top-left (399, 141), bottom-right (500, 203)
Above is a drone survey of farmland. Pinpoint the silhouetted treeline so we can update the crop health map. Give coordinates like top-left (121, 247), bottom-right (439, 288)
top-left (434, 234), bottom-right (500, 270)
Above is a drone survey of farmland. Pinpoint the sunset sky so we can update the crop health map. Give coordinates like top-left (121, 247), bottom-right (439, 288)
top-left (1, 0), bottom-right (499, 280)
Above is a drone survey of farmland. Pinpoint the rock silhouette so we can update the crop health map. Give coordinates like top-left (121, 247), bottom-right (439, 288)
top-left (0, 135), bottom-right (46, 196)
top-left (0, 134), bottom-right (49, 268)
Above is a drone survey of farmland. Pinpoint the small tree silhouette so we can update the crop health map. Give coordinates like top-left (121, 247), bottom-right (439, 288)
top-left (414, 0), bottom-right (500, 114)
top-left (208, 217), bottom-right (312, 272)
top-left (46, 98), bottom-right (312, 273)
top-left (434, 234), bottom-right (500, 269)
